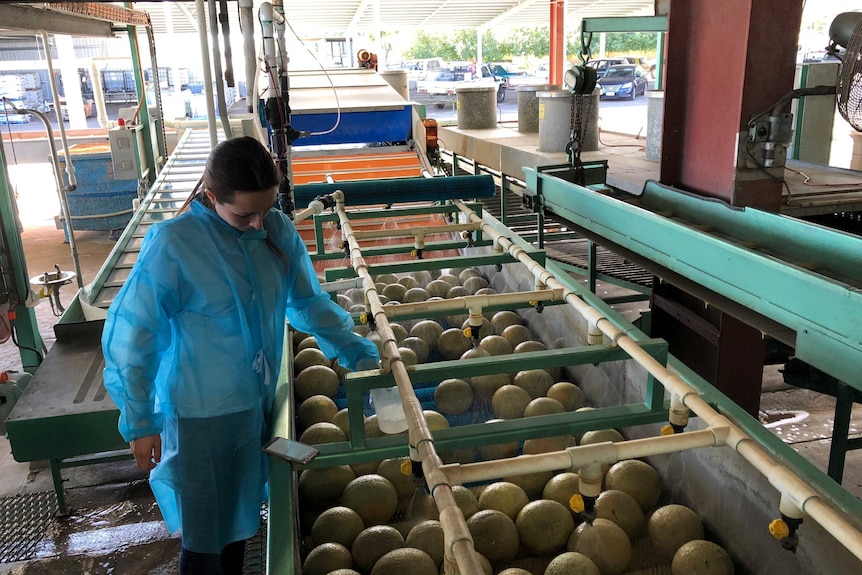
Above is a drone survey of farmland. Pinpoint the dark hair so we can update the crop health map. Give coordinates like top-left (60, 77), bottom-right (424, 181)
top-left (202, 136), bottom-right (280, 206)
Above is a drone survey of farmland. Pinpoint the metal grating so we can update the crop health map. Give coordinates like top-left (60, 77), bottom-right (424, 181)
top-left (0, 491), bottom-right (58, 563)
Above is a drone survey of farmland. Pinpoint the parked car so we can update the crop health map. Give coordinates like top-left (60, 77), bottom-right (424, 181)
top-left (417, 62), bottom-right (506, 107)
top-left (596, 65), bottom-right (649, 100)
top-left (586, 58), bottom-right (630, 78)
top-left (0, 100), bottom-right (33, 124)
top-left (488, 63), bottom-right (528, 86)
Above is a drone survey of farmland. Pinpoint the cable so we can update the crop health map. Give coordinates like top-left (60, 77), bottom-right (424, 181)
top-left (785, 166), bottom-right (862, 188)
top-left (598, 127), bottom-right (644, 149)
top-left (8, 312), bottom-right (44, 362)
top-left (745, 141), bottom-right (792, 198)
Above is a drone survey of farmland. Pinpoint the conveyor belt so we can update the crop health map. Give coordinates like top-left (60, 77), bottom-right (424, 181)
top-left (478, 189), bottom-right (654, 287)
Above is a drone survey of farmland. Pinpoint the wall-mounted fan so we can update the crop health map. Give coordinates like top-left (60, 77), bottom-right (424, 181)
top-left (831, 12), bottom-right (862, 131)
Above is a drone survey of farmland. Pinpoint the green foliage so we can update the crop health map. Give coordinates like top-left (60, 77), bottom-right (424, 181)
top-left (402, 27), bottom-right (658, 64)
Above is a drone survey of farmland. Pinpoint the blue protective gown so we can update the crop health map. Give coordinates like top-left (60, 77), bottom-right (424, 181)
top-left (102, 199), bottom-right (378, 552)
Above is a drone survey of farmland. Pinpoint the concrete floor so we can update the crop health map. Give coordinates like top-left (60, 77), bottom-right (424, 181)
top-left (0, 152), bottom-right (860, 573)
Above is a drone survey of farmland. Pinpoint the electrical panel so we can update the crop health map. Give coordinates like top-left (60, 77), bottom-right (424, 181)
top-left (108, 125), bottom-right (145, 180)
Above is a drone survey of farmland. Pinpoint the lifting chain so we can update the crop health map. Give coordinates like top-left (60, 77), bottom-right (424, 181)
top-left (565, 89), bottom-right (591, 184)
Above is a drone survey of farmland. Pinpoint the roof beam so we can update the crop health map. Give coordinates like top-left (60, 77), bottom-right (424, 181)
top-left (0, 3), bottom-right (115, 37)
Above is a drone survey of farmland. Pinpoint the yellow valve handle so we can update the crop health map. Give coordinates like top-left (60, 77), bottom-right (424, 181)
top-left (769, 519), bottom-right (790, 539)
top-left (660, 425), bottom-right (676, 436)
top-left (569, 494), bottom-right (585, 513)
top-left (400, 459), bottom-right (413, 477)
top-left (38, 287), bottom-right (47, 299)
top-left (359, 313), bottom-right (368, 324)
top-left (411, 249), bottom-right (418, 257)
top-left (529, 301), bottom-right (537, 307)
top-left (463, 328), bottom-right (472, 338)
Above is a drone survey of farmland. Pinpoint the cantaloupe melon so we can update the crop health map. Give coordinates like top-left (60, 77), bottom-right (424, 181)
top-left (410, 270), bottom-right (433, 288)
top-left (452, 484), bottom-right (480, 518)
top-left (671, 540), bottom-right (734, 575)
top-left (350, 459), bottom-right (382, 476)
top-left (310, 505), bottom-right (364, 548)
top-left (364, 415), bottom-right (384, 439)
top-left (403, 287), bottom-right (431, 303)
top-left (389, 323), bottom-right (408, 343)
top-left (295, 364), bottom-right (340, 401)
top-left (351, 525), bottom-right (404, 573)
top-left (297, 335), bottom-right (320, 352)
top-left (463, 275), bottom-right (490, 294)
top-left (405, 520), bottom-right (445, 568)
top-left (547, 381), bottom-right (585, 411)
top-left (382, 283), bottom-right (407, 302)
top-left (371, 547), bottom-right (437, 575)
top-left (297, 395), bottom-right (338, 430)
top-left (299, 422), bottom-right (346, 445)
top-left (476, 419), bottom-right (520, 460)
top-left (400, 337), bottom-right (429, 363)
top-left (341, 474), bottom-right (399, 525)
top-left (491, 310), bottom-right (523, 334)
top-left (438, 328), bottom-right (472, 359)
top-left (433, 378), bottom-right (474, 415)
top-left (398, 275), bottom-right (419, 290)
top-left (293, 330), bottom-right (311, 351)
top-left (331, 408), bottom-right (351, 438)
top-left (545, 552), bottom-right (601, 575)
top-left (567, 518), bottom-right (632, 575)
top-left (501, 324), bottom-right (533, 349)
top-left (492, 384), bottom-right (532, 419)
top-left (522, 434), bottom-right (574, 455)
top-left (478, 334), bottom-right (514, 356)
top-left (524, 396), bottom-right (565, 417)
top-left (374, 273), bottom-right (399, 285)
top-left (516, 499), bottom-right (576, 555)
top-left (647, 504), bottom-right (705, 561)
top-left (477, 481), bottom-right (529, 520)
top-left (604, 459), bottom-right (662, 512)
top-left (542, 472), bottom-right (581, 511)
top-left (426, 279), bottom-right (451, 299)
top-left (377, 457), bottom-right (418, 500)
top-left (595, 489), bottom-right (646, 540)
top-left (461, 344), bottom-right (491, 361)
top-left (504, 464), bottom-right (554, 499)
top-left (580, 428), bottom-right (625, 446)
top-left (470, 373), bottom-right (511, 405)
top-left (498, 569), bottom-right (533, 575)
top-left (423, 410), bottom-right (450, 431)
top-left (513, 369), bottom-right (554, 399)
top-left (397, 346), bottom-right (419, 366)
top-left (466, 509), bottom-right (520, 563)
top-left (297, 465), bottom-right (355, 509)
top-left (336, 293), bottom-right (352, 310)
top-left (326, 570), bottom-right (361, 575)
top-left (302, 542), bottom-right (352, 575)
top-left (458, 268), bottom-right (482, 283)
top-left (294, 347), bottom-right (330, 374)
top-left (409, 320), bottom-right (444, 351)
top-left (438, 273), bottom-right (460, 287)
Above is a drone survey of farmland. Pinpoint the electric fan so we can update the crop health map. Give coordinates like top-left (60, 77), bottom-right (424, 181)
top-left (831, 12), bottom-right (862, 131)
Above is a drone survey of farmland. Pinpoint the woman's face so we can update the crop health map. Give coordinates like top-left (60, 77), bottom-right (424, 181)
top-left (207, 187), bottom-right (278, 231)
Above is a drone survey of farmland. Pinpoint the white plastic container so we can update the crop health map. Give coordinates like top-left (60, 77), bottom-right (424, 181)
top-left (366, 330), bottom-right (408, 434)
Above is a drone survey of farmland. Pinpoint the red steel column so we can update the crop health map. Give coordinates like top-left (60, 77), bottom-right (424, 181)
top-left (661, 0), bottom-right (803, 211)
top-left (549, 0), bottom-right (565, 86)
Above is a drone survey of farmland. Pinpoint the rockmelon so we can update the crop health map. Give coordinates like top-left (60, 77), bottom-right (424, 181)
top-left (580, 428), bottom-right (625, 446)
top-left (397, 346), bottom-right (419, 367)
top-left (491, 310), bottom-right (523, 334)
top-left (516, 499), bottom-right (576, 555)
top-left (542, 472), bottom-right (581, 511)
top-left (501, 324), bottom-right (533, 349)
top-left (477, 481), bottom-right (529, 520)
top-left (466, 509), bottom-right (520, 563)
top-left (504, 464), bottom-right (554, 499)
top-left (513, 369), bottom-right (554, 399)
top-left (301, 542), bottom-right (352, 575)
top-left (297, 465), bottom-right (355, 509)
top-left (476, 420), bottom-right (520, 461)
top-left (331, 408), bottom-right (351, 438)
top-left (438, 328), bottom-right (472, 360)
top-left (351, 459), bottom-right (382, 476)
top-left (492, 384), bottom-right (532, 419)
top-left (524, 396), bottom-right (565, 418)
top-left (297, 395), bottom-right (338, 430)
top-left (374, 273), bottom-right (399, 285)
top-left (423, 409), bottom-right (450, 431)
top-left (400, 336), bottom-right (429, 363)
top-left (463, 275), bottom-right (490, 294)
top-left (567, 518), bottom-right (632, 575)
top-left (544, 552), bottom-right (601, 575)
top-left (458, 268), bottom-right (482, 282)
top-left (295, 364), bottom-right (340, 401)
top-left (296, 335), bottom-right (319, 352)
top-left (405, 520), bottom-right (445, 568)
top-left (389, 323), bottom-right (408, 343)
top-left (382, 283), bottom-right (407, 302)
top-left (351, 525), bottom-right (404, 573)
top-left (605, 459), bottom-right (662, 512)
top-left (409, 320), bottom-right (444, 351)
top-left (410, 270), bottom-right (433, 288)
top-left (438, 273), bottom-right (460, 287)
top-left (377, 457), bottom-right (418, 500)
top-left (452, 484), bottom-right (480, 518)
top-left (327, 570), bottom-right (361, 575)
top-left (522, 434), bottom-right (575, 455)
top-left (433, 378), bottom-right (475, 415)
top-left (299, 421), bottom-right (346, 445)
top-left (647, 504), bottom-right (705, 561)
top-left (336, 293), bottom-right (352, 310)
top-left (397, 275), bottom-right (418, 290)
top-left (293, 330), bottom-right (311, 351)
top-left (364, 414), bottom-right (384, 439)
top-left (426, 279), bottom-right (452, 299)
top-left (461, 344), bottom-right (491, 361)
top-left (403, 287), bottom-right (430, 303)
top-left (547, 381), bottom-right (585, 411)
top-left (371, 548), bottom-right (437, 575)
top-left (341, 474), bottom-right (399, 525)
top-left (293, 347), bottom-right (330, 374)
top-left (595, 489), bottom-right (646, 540)
top-left (310, 505), bottom-right (364, 548)
top-left (478, 334), bottom-right (514, 356)
top-left (470, 373), bottom-right (511, 405)
top-left (499, 569), bottom-right (533, 575)
top-left (671, 540), bottom-right (734, 575)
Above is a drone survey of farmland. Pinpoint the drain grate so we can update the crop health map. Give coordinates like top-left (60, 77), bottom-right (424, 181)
top-left (0, 491), bottom-right (58, 563)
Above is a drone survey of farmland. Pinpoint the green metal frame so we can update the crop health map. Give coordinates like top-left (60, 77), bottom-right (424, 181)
top-left (581, 16), bottom-right (668, 90)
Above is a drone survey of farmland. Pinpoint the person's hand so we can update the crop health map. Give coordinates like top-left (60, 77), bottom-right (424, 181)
top-left (130, 434), bottom-right (162, 471)
top-left (355, 357), bottom-right (380, 372)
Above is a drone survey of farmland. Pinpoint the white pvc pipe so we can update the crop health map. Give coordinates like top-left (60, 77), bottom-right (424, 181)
top-left (333, 193), bottom-right (485, 575)
top-left (194, 0), bottom-right (218, 148)
top-left (239, 0), bottom-right (256, 114)
top-left (379, 288), bottom-right (564, 320)
top-left (292, 199), bottom-right (325, 224)
top-left (320, 276), bottom-right (364, 294)
top-left (451, 198), bottom-right (862, 563)
top-left (207, 0), bottom-right (232, 137)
